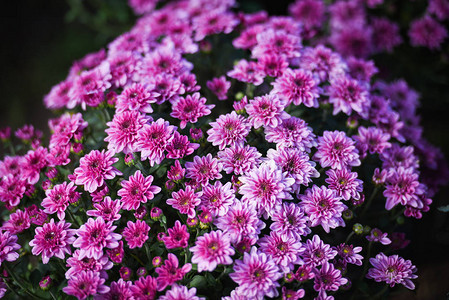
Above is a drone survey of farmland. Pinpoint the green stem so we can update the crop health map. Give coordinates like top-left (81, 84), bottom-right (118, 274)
top-left (362, 241), bottom-right (373, 276)
top-left (360, 186), bottom-right (380, 217)
top-left (345, 232), bottom-right (355, 244)
top-left (372, 285), bottom-right (388, 299)
top-left (390, 208), bottom-right (405, 221)
top-left (131, 253), bottom-right (145, 266)
top-left (49, 291), bottom-right (57, 300)
top-left (66, 207), bottom-right (81, 228)
top-left (144, 242), bottom-right (152, 264)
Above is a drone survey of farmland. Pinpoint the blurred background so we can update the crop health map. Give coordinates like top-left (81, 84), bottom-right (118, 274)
top-left (1, 0), bottom-right (448, 298)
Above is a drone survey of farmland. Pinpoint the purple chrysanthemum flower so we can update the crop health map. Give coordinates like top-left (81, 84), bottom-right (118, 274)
top-left (130, 275), bottom-right (157, 300)
top-left (155, 253), bottom-right (192, 291)
top-left (258, 231), bottom-right (304, 273)
top-left (346, 56), bottom-right (378, 83)
top-left (63, 270), bottom-right (110, 300)
top-left (207, 76), bottom-right (231, 100)
top-left (227, 59), bottom-right (265, 86)
top-left (246, 94), bottom-right (289, 129)
top-left (192, 10), bottom-right (238, 41)
top-left (313, 131), bottom-right (360, 170)
top-left (371, 17), bottom-right (402, 53)
top-left (271, 68), bottom-right (320, 108)
top-left (299, 45), bottom-right (346, 83)
top-left (257, 54), bottom-right (289, 77)
top-left (160, 284), bottom-right (205, 300)
top-left (86, 196), bottom-right (123, 222)
top-left (353, 126), bottom-right (391, 157)
top-left (252, 29), bottom-right (301, 59)
top-left (165, 131), bottom-right (199, 159)
top-left (65, 249), bottom-right (112, 279)
top-left (116, 83), bottom-right (157, 114)
top-left (335, 243), bottom-right (363, 266)
top-left (170, 92), bottom-right (214, 129)
top-left (313, 262), bottom-right (348, 292)
top-left (200, 181), bottom-right (235, 217)
top-left (118, 170), bottom-right (161, 211)
top-left (122, 220), bottom-right (150, 249)
top-left (207, 111), bottom-right (251, 150)
top-left (215, 200), bottom-right (265, 243)
top-left (136, 118), bottom-right (177, 166)
top-left (2, 209), bottom-right (31, 234)
top-left (366, 253), bottom-right (417, 290)
top-left (328, 76), bottom-right (370, 116)
top-left (217, 144), bottom-right (262, 175)
top-left (162, 220), bottom-right (190, 249)
top-left (73, 217), bottom-right (122, 260)
top-left (190, 230), bottom-right (235, 272)
top-left (380, 144), bottom-right (419, 170)
top-left (73, 150), bottom-right (122, 193)
top-left (267, 148), bottom-right (319, 194)
top-left (167, 186), bottom-right (202, 218)
top-left (264, 116), bottom-right (316, 152)
top-left (185, 154), bottom-right (222, 186)
top-left (289, 0), bottom-right (325, 28)
top-left (29, 219), bottom-right (75, 264)
top-left (383, 167), bottom-right (421, 210)
top-left (325, 168), bottom-right (363, 201)
top-left (0, 230), bottom-right (20, 267)
top-left (105, 110), bottom-right (148, 154)
top-left (408, 16), bottom-right (447, 50)
top-left (42, 181), bottom-right (80, 220)
top-left (300, 185), bottom-right (346, 233)
top-left (230, 246), bottom-right (282, 299)
top-left (270, 202), bottom-right (310, 241)
top-left (239, 161), bottom-right (295, 217)
top-left (428, 0), bottom-right (449, 20)
top-left (302, 235), bottom-right (338, 267)
top-left (366, 228), bottom-right (392, 245)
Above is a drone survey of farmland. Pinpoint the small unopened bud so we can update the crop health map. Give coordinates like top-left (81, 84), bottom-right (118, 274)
top-left (150, 207), bottom-right (162, 221)
top-left (353, 223), bottom-right (364, 235)
top-left (136, 267), bottom-right (147, 277)
top-left (39, 275), bottom-right (52, 290)
top-left (152, 256), bottom-right (162, 267)
top-left (119, 267), bottom-right (132, 281)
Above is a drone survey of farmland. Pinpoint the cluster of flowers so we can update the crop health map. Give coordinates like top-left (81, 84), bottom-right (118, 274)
top-left (0, 0), bottom-right (447, 299)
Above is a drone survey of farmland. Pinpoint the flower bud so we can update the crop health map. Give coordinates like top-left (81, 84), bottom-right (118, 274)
top-left (119, 267), bottom-right (132, 280)
top-left (39, 276), bottom-right (52, 291)
top-left (353, 223), bottom-right (364, 234)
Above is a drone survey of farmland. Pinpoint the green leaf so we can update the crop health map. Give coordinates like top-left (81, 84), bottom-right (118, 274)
top-left (438, 205), bottom-right (449, 213)
top-left (189, 275), bottom-right (207, 289)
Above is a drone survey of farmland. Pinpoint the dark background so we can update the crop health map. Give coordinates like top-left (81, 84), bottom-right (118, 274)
top-left (1, 0), bottom-right (448, 298)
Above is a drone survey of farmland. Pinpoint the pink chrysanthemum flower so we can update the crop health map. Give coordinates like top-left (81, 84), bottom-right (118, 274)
top-left (136, 118), bottom-right (177, 166)
top-left (313, 262), bottom-right (348, 292)
top-left (246, 94), bottom-right (289, 129)
top-left (167, 160), bottom-right (185, 182)
top-left (86, 196), bottom-right (123, 222)
top-left (230, 246), bottom-right (282, 299)
top-left (116, 83), bottom-right (157, 114)
top-left (44, 80), bottom-right (73, 109)
top-left (73, 217), bottom-right (122, 260)
top-left (233, 24), bottom-right (265, 49)
top-left (366, 228), bottom-right (391, 245)
top-left (185, 154), bottom-right (222, 186)
top-left (192, 10), bottom-right (238, 41)
top-left (190, 230), bottom-right (235, 272)
top-left (353, 126), bottom-right (391, 157)
top-left (313, 131), bottom-right (360, 170)
top-left (252, 29), bottom-right (301, 59)
top-left (65, 249), bottom-right (112, 279)
top-left (122, 220), bottom-right (150, 249)
top-left (366, 253), bottom-right (418, 290)
top-left (140, 46), bottom-right (191, 76)
top-left (428, 0), bottom-right (449, 20)
top-left (299, 45), bottom-right (346, 83)
top-left (217, 144), bottom-right (262, 175)
top-left (73, 150), bottom-right (122, 193)
top-left (165, 131), bottom-right (199, 159)
top-left (267, 147), bottom-right (319, 194)
top-left (408, 16), bottom-right (447, 50)
top-left (97, 278), bottom-right (134, 300)
top-left (108, 52), bottom-right (138, 88)
top-left (170, 93), bottom-right (214, 129)
top-left (325, 168), bottom-right (363, 201)
top-left (207, 111), bottom-right (251, 150)
top-left (29, 219), bottom-right (75, 264)
top-left (0, 230), bottom-right (20, 267)
top-left (270, 202), bottom-right (310, 241)
top-left (239, 161), bottom-right (294, 217)
top-left (330, 26), bottom-right (373, 58)
top-left (162, 220), bottom-right (190, 249)
top-left (257, 54), bottom-right (289, 77)
top-left (383, 167), bottom-right (421, 210)
top-left (105, 110), bottom-right (148, 154)
top-left (200, 181), bottom-right (235, 217)
top-left (147, 74), bottom-right (184, 104)
top-left (215, 200), bottom-right (265, 243)
top-left (227, 59), bottom-right (265, 86)
top-left (371, 17), bottom-right (402, 53)
top-left (380, 144), bottom-right (419, 170)
top-left (167, 186), bottom-right (202, 218)
top-left (346, 56), bottom-right (378, 83)
top-left (42, 181), bottom-right (80, 220)
top-left (207, 76), bottom-right (231, 100)
top-left (271, 68), bottom-right (320, 108)
top-left (259, 231), bottom-right (304, 273)
top-left (300, 185), bottom-right (347, 233)
top-left (23, 146), bottom-right (49, 184)
top-left (2, 209), bottom-right (30, 234)
top-left (302, 235), bottom-right (338, 267)
top-left (289, 0), bottom-right (325, 28)
top-left (130, 275), bottom-right (157, 300)
top-left (63, 270), bottom-right (110, 300)
top-left (118, 170), bottom-right (161, 211)
top-left (328, 76), bottom-right (370, 116)
top-left (0, 174), bottom-right (27, 207)
top-left (155, 253), bottom-right (192, 291)
top-left (264, 116), bottom-right (316, 152)
top-left (160, 284), bottom-right (204, 300)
